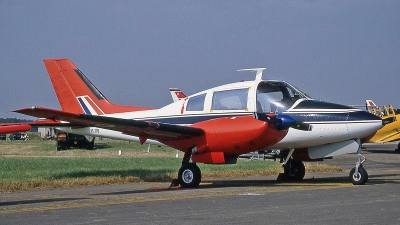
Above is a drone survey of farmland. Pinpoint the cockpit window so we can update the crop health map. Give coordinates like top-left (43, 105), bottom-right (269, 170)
top-left (256, 81), bottom-right (311, 113)
top-left (186, 93), bottom-right (206, 111)
top-left (212, 88), bottom-right (248, 110)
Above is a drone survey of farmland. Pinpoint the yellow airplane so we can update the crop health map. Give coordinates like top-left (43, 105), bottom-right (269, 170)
top-left (366, 100), bottom-right (400, 152)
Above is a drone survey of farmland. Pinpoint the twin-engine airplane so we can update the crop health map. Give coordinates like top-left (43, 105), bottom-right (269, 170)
top-left (13, 59), bottom-right (383, 187)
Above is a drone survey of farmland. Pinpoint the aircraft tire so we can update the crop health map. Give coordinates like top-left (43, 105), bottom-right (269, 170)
top-left (349, 166), bottom-right (368, 185)
top-left (283, 159), bottom-right (305, 181)
top-left (178, 163), bottom-right (201, 188)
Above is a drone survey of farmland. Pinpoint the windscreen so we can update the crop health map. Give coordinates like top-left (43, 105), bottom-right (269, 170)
top-left (256, 81), bottom-right (311, 113)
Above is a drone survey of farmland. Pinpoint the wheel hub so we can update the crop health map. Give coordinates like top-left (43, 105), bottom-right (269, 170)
top-left (352, 172), bottom-right (361, 181)
top-left (182, 169), bottom-right (194, 183)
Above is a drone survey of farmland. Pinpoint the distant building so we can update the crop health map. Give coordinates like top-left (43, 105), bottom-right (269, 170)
top-left (37, 127), bottom-right (56, 139)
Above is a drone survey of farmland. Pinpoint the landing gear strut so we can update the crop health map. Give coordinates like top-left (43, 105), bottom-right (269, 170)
top-left (349, 139), bottom-right (368, 185)
top-left (176, 152), bottom-right (202, 188)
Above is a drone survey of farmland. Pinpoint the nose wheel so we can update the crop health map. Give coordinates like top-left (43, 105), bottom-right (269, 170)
top-left (349, 165), bottom-right (368, 185)
top-left (349, 139), bottom-right (368, 185)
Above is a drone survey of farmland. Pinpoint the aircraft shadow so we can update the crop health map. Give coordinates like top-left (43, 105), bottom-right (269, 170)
top-left (0, 197), bottom-right (90, 207)
top-left (362, 149), bottom-right (399, 154)
top-left (92, 143), bottom-right (113, 150)
top-left (51, 169), bottom-right (174, 181)
top-left (92, 172), bottom-right (400, 196)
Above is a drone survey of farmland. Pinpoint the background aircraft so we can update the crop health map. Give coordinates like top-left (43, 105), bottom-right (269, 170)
top-left (0, 123), bottom-right (32, 134)
top-left (13, 59), bottom-right (382, 187)
top-left (366, 100), bottom-right (400, 152)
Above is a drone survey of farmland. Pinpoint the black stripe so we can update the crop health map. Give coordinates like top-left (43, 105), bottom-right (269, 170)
top-left (74, 69), bottom-right (107, 100)
top-left (284, 111), bottom-right (380, 123)
top-left (140, 112), bottom-right (252, 125)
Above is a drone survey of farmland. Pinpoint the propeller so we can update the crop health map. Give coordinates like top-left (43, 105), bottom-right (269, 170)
top-left (253, 113), bottom-right (312, 131)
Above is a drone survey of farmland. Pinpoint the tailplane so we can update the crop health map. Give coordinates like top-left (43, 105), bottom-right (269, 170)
top-left (44, 59), bottom-right (152, 114)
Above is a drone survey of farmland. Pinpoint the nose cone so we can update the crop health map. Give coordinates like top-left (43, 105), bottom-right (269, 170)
top-left (347, 110), bottom-right (383, 139)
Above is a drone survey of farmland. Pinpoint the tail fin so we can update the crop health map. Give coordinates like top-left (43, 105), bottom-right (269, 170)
top-left (365, 100), bottom-right (376, 108)
top-left (365, 100), bottom-right (383, 117)
top-left (44, 59), bottom-right (152, 114)
top-left (169, 88), bottom-right (186, 102)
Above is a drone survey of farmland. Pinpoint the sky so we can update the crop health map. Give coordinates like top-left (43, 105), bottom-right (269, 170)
top-left (1, 1), bottom-right (399, 119)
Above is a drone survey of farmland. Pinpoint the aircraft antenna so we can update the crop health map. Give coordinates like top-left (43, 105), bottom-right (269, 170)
top-left (237, 68), bottom-right (266, 80)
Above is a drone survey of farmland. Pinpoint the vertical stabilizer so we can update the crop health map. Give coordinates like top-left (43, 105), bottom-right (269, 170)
top-left (169, 88), bottom-right (186, 102)
top-left (43, 59), bottom-right (152, 114)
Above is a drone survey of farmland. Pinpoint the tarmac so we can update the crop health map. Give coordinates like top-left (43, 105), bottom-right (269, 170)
top-left (1, 143), bottom-right (399, 224)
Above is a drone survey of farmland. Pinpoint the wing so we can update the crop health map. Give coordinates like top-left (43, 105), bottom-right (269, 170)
top-left (14, 107), bottom-right (204, 142)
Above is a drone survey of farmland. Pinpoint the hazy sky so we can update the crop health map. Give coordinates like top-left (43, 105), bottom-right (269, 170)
top-left (1, 1), bottom-right (399, 119)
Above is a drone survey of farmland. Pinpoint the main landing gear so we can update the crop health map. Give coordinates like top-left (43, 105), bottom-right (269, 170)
top-left (282, 159), bottom-right (306, 181)
top-left (175, 152), bottom-right (202, 188)
top-left (278, 149), bottom-right (306, 181)
top-left (349, 140), bottom-right (368, 185)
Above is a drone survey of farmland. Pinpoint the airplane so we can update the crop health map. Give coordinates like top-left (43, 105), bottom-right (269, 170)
top-left (365, 100), bottom-right (400, 151)
top-left (12, 59), bottom-right (383, 187)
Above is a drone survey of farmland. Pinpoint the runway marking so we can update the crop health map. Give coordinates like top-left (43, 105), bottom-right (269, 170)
top-left (0, 182), bottom-right (358, 215)
top-left (239, 193), bottom-right (266, 196)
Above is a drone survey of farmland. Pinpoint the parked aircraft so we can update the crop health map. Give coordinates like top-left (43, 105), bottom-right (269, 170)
top-left (0, 118), bottom-right (67, 135)
top-left (0, 123), bottom-right (31, 134)
top-left (13, 59), bottom-right (383, 186)
top-left (366, 100), bottom-right (400, 151)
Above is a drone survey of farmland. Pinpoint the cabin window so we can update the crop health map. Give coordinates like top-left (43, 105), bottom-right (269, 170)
top-left (211, 89), bottom-right (248, 110)
top-left (186, 94), bottom-right (206, 111)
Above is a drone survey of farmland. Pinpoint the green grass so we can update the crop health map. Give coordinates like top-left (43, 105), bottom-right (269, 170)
top-left (0, 139), bottom-right (342, 192)
top-left (0, 157), bottom-right (282, 181)
top-left (0, 156), bottom-right (282, 192)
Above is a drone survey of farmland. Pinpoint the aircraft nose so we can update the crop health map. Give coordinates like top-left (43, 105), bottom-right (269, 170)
top-left (347, 110), bottom-right (383, 139)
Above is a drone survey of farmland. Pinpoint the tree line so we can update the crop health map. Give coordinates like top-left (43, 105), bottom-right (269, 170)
top-left (0, 118), bottom-right (33, 123)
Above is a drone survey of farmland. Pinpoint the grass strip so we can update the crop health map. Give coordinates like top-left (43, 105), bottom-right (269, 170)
top-left (0, 139), bottom-right (344, 192)
top-left (0, 157), bottom-right (285, 192)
